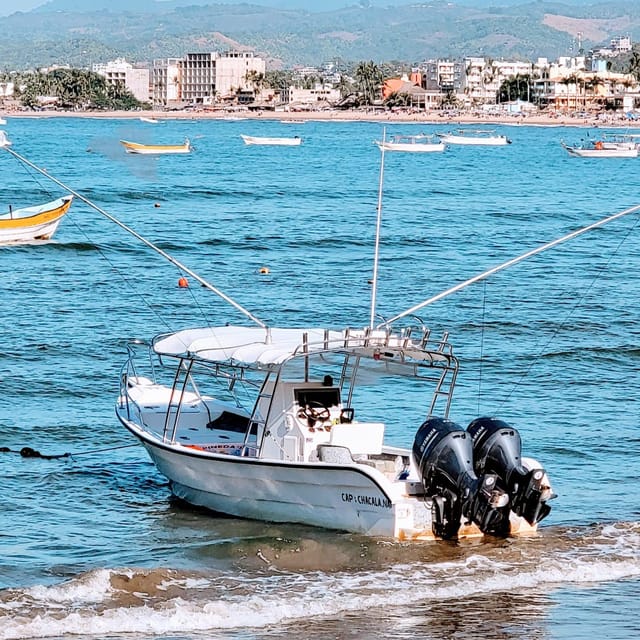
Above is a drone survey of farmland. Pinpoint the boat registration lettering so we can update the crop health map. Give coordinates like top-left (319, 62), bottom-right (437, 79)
top-left (341, 492), bottom-right (391, 509)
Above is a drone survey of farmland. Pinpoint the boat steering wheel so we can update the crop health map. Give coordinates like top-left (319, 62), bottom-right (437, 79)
top-left (298, 401), bottom-right (330, 426)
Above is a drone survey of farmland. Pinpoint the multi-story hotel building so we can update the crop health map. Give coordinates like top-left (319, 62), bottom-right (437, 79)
top-left (152, 51), bottom-right (265, 107)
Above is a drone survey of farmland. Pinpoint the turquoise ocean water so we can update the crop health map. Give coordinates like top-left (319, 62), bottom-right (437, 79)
top-left (0, 115), bottom-right (639, 639)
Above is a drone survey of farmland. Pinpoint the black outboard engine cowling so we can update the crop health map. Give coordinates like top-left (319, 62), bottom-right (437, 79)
top-left (413, 417), bottom-right (509, 540)
top-left (467, 417), bottom-right (553, 530)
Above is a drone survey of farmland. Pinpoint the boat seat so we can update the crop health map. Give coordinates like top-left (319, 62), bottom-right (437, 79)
top-left (317, 444), bottom-right (353, 464)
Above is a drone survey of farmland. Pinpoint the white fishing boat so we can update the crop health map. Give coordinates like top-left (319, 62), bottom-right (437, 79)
top-left (561, 140), bottom-right (638, 158)
top-left (139, 116), bottom-right (160, 124)
top-left (240, 134), bottom-right (302, 146)
top-left (375, 134), bottom-right (445, 153)
top-left (0, 185), bottom-right (73, 244)
top-left (437, 129), bottom-right (511, 146)
top-left (120, 139), bottom-right (192, 155)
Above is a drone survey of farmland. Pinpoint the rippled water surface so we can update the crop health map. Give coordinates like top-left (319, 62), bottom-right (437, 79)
top-left (1, 116), bottom-right (639, 639)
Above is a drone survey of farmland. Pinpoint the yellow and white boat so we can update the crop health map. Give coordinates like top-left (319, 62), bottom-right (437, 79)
top-left (0, 195), bottom-right (73, 244)
top-left (120, 139), bottom-right (192, 155)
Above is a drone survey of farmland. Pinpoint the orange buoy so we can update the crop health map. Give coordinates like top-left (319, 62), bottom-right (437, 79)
top-left (259, 266), bottom-right (270, 275)
top-left (178, 276), bottom-right (189, 288)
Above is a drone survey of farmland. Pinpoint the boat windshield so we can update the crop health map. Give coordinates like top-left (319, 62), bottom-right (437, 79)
top-left (294, 387), bottom-right (341, 408)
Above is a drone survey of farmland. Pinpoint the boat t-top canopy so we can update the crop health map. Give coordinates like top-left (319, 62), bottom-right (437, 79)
top-left (152, 325), bottom-right (454, 368)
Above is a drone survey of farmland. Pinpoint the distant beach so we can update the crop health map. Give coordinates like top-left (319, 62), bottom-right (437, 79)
top-left (3, 106), bottom-right (638, 128)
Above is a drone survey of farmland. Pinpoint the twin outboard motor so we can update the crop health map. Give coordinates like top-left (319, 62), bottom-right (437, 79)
top-left (467, 417), bottom-right (553, 530)
top-left (412, 417), bottom-right (509, 540)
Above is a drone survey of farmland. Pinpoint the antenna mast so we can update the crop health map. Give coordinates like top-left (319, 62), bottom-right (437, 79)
top-left (369, 128), bottom-right (386, 328)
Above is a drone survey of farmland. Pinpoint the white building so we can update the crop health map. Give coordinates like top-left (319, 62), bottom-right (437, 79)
top-left (286, 85), bottom-right (341, 107)
top-left (610, 35), bottom-right (632, 54)
top-left (462, 58), bottom-right (533, 105)
top-left (93, 58), bottom-right (150, 104)
top-left (0, 82), bottom-right (14, 98)
top-left (170, 50), bottom-right (266, 105)
top-left (152, 58), bottom-right (182, 106)
top-left (214, 51), bottom-right (266, 98)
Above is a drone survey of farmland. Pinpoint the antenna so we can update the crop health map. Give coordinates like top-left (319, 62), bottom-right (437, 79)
top-left (0, 132), bottom-right (267, 330)
top-left (369, 127), bottom-right (386, 328)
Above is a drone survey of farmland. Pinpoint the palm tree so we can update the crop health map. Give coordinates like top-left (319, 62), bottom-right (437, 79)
top-left (481, 59), bottom-right (496, 104)
top-left (244, 70), bottom-right (265, 96)
top-left (354, 60), bottom-right (383, 106)
top-left (335, 74), bottom-right (352, 99)
top-left (628, 50), bottom-right (640, 82)
top-left (384, 91), bottom-right (411, 108)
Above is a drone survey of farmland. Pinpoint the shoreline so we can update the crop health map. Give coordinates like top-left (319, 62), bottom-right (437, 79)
top-left (2, 107), bottom-right (637, 128)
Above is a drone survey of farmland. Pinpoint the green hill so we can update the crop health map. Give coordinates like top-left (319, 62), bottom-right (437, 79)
top-left (1, 1), bottom-right (638, 70)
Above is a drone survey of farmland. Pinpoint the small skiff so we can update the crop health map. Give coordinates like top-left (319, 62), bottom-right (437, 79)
top-left (241, 134), bottom-right (302, 146)
top-left (561, 140), bottom-right (638, 158)
top-left (120, 139), bottom-right (192, 155)
top-left (0, 195), bottom-right (73, 244)
top-left (376, 134), bottom-right (445, 153)
top-left (437, 130), bottom-right (511, 146)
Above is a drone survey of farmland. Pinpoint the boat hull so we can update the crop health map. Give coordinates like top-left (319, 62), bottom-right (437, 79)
top-left (120, 140), bottom-right (191, 154)
top-left (127, 428), bottom-right (431, 538)
top-left (438, 134), bottom-right (510, 146)
top-left (0, 196), bottom-right (73, 243)
top-left (564, 147), bottom-right (638, 158)
top-left (241, 135), bottom-right (302, 146)
top-left (377, 141), bottom-right (445, 153)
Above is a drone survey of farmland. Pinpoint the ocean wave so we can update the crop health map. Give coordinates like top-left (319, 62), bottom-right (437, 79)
top-left (1, 522), bottom-right (639, 639)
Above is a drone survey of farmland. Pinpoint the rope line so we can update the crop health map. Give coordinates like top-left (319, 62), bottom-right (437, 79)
top-left (0, 443), bottom-right (139, 460)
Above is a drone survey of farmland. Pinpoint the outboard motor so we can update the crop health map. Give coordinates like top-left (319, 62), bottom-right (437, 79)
top-left (413, 417), bottom-right (509, 540)
top-left (467, 417), bottom-right (554, 533)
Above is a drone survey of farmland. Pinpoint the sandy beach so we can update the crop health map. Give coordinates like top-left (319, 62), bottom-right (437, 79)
top-left (3, 106), bottom-right (637, 128)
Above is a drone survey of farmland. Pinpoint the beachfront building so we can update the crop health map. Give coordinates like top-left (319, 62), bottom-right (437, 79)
top-left (151, 51), bottom-right (265, 107)
top-left (152, 58), bottom-right (182, 107)
top-left (458, 58), bottom-right (537, 107)
top-left (213, 51), bottom-right (265, 99)
top-left (412, 59), bottom-right (464, 93)
top-left (461, 57), bottom-right (500, 105)
top-left (285, 84), bottom-right (341, 108)
top-left (543, 69), bottom-right (638, 112)
top-left (93, 58), bottom-right (151, 104)
top-left (383, 75), bottom-right (441, 110)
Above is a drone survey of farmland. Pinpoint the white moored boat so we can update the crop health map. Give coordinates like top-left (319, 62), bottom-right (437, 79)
top-left (117, 324), bottom-right (553, 540)
top-left (240, 134), bottom-right (302, 146)
top-left (437, 129), bottom-right (511, 146)
top-left (375, 134), bottom-right (445, 153)
top-left (120, 139), bottom-right (192, 154)
top-left (0, 195), bottom-right (73, 244)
